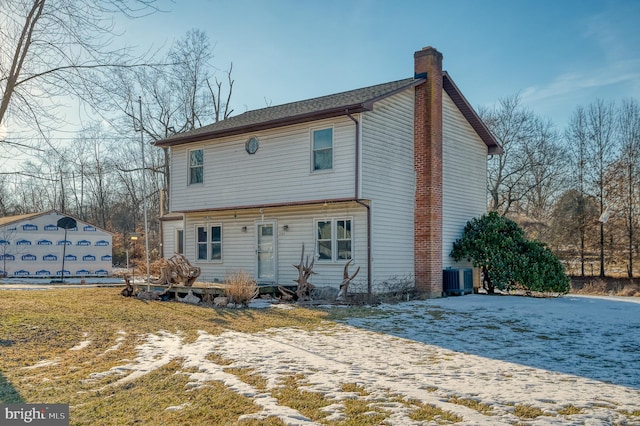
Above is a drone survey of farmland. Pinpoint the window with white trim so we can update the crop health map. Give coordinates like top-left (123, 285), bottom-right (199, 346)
top-left (189, 149), bottom-right (204, 184)
top-left (312, 128), bottom-right (333, 171)
top-left (196, 225), bottom-right (222, 261)
top-left (315, 218), bottom-right (352, 261)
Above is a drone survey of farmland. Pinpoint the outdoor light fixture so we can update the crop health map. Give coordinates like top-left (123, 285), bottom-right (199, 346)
top-left (283, 225), bottom-right (289, 231)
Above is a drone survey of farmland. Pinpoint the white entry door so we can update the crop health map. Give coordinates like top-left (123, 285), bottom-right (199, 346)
top-left (256, 221), bottom-right (276, 282)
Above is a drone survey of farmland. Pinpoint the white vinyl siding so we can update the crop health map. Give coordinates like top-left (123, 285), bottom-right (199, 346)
top-left (170, 118), bottom-right (356, 211)
top-left (160, 218), bottom-right (183, 257)
top-left (181, 203), bottom-right (366, 288)
top-left (360, 90), bottom-right (415, 285)
top-left (442, 91), bottom-right (488, 268)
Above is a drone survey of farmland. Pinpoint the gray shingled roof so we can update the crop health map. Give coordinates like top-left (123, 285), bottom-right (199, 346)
top-left (155, 78), bottom-right (421, 147)
top-left (154, 74), bottom-right (501, 153)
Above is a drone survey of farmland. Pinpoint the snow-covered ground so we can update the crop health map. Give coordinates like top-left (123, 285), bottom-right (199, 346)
top-left (0, 277), bottom-right (123, 287)
top-left (69, 294), bottom-right (640, 425)
top-left (344, 294), bottom-right (640, 389)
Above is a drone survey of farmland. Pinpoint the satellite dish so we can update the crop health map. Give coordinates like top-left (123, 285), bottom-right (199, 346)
top-left (57, 217), bottom-right (77, 230)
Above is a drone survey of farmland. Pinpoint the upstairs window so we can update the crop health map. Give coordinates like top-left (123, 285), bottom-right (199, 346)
top-left (189, 149), bottom-right (204, 184)
top-left (315, 218), bottom-right (352, 262)
top-left (312, 128), bottom-right (333, 171)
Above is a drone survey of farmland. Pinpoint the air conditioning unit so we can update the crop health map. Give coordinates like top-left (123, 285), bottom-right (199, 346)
top-left (443, 268), bottom-right (473, 296)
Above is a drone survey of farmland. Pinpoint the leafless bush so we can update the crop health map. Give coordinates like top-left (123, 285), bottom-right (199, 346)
top-left (374, 275), bottom-right (416, 302)
top-left (574, 279), bottom-right (608, 295)
top-left (224, 270), bottom-right (258, 307)
top-left (617, 285), bottom-right (640, 297)
top-left (132, 258), bottom-right (167, 278)
top-left (343, 275), bottom-right (415, 304)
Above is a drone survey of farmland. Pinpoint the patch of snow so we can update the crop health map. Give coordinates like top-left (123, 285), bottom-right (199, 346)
top-left (0, 277), bottom-right (123, 286)
top-left (70, 332), bottom-right (91, 351)
top-left (22, 358), bottom-right (61, 369)
top-left (346, 294), bottom-right (640, 388)
top-left (87, 295), bottom-right (640, 424)
top-left (165, 402), bottom-right (191, 411)
top-left (99, 331), bottom-right (127, 355)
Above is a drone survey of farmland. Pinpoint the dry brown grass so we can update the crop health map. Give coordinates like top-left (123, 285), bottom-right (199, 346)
top-left (617, 284), bottom-right (640, 297)
top-left (225, 270), bottom-right (259, 306)
top-left (131, 258), bottom-right (167, 277)
top-left (571, 277), bottom-right (640, 297)
top-left (574, 279), bottom-right (609, 295)
top-left (0, 287), bottom-right (329, 424)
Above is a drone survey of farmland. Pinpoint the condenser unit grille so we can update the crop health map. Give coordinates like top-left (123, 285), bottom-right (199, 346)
top-left (443, 268), bottom-right (473, 296)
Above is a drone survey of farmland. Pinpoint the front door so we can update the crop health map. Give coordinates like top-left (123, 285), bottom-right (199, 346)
top-left (256, 221), bottom-right (276, 282)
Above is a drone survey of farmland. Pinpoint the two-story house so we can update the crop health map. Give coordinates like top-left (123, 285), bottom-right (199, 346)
top-left (156, 46), bottom-right (501, 297)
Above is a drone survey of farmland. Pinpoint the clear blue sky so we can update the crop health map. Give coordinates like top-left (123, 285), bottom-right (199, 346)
top-left (121, 0), bottom-right (640, 131)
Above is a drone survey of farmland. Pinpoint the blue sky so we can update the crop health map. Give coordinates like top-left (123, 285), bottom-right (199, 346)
top-left (120, 0), bottom-right (640, 131)
top-left (2, 0), bottom-right (638, 151)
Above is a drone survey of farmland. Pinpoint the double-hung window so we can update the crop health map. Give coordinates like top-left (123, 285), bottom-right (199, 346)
top-left (196, 225), bottom-right (222, 261)
top-left (189, 149), bottom-right (204, 184)
top-left (315, 218), bottom-right (352, 261)
top-left (312, 128), bottom-right (333, 171)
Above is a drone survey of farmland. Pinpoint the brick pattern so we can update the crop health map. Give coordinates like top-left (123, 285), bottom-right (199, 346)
top-left (414, 47), bottom-right (443, 296)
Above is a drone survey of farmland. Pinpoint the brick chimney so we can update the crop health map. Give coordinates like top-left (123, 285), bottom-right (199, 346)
top-left (414, 46), bottom-right (443, 296)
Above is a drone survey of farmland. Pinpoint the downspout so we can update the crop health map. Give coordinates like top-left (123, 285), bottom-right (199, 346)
top-left (159, 190), bottom-right (164, 258)
top-left (347, 111), bottom-right (372, 298)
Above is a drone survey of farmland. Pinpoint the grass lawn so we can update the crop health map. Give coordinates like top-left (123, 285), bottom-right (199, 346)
top-left (0, 288), bottom-right (329, 425)
top-left (3, 288), bottom-right (638, 425)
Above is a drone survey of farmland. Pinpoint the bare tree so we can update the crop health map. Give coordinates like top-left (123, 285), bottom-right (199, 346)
top-left (565, 107), bottom-right (590, 276)
top-left (550, 189), bottom-right (599, 276)
top-left (67, 123), bottom-right (115, 229)
top-left (615, 99), bottom-right (640, 277)
top-left (482, 94), bottom-right (538, 214)
top-left (585, 100), bottom-right (617, 277)
top-left (482, 94), bottom-right (567, 226)
top-left (0, 174), bottom-right (14, 215)
top-left (517, 118), bottom-right (569, 240)
top-left (103, 29), bottom-right (234, 215)
top-left (0, 0), bottom-right (159, 140)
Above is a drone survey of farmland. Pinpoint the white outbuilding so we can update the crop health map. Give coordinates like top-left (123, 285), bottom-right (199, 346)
top-left (0, 210), bottom-right (113, 278)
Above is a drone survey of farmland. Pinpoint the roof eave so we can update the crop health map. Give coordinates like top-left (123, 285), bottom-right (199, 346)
top-left (155, 104), bottom-right (371, 148)
top-left (155, 78), bottom-right (423, 148)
